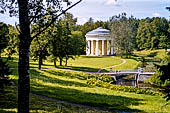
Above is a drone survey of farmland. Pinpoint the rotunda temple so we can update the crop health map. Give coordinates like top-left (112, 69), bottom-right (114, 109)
top-left (85, 27), bottom-right (114, 56)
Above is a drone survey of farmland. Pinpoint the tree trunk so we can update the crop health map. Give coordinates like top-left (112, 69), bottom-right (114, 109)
top-left (38, 50), bottom-right (43, 70)
top-left (54, 60), bottom-right (57, 68)
top-left (18, 0), bottom-right (31, 113)
top-left (65, 57), bottom-right (68, 66)
top-left (59, 58), bottom-right (62, 66)
top-left (18, 39), bottom-right (31, 113)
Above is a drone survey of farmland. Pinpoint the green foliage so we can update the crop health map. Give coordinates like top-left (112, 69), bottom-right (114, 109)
top-left (79, 17), bottom-right (109, 40)
top-left (136, 17), bottom-right (170, 50)
top-left (0, 58), bottom-right (10, 78)
top-left (5, 25), bottom-right (19, 59)
top-left (0, 58), bottom-right (11, 88)
top-left (148, 62), bottom-right (170, 87)
top-left (109, 13), bottom-right (137, 57)
top-left (87, 74), bottom-right (115, 84)
top-left (49, 13), bottom-right (86, 66)
top-left (87, 78), bottom-right (161, 96)
top-left (0, 22), bottom-right (9, 56)
top-left (30, 24), bottom-right (51, 61)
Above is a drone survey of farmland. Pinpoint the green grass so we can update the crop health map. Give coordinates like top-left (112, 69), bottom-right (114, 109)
top-left (56, 56), bottom-right (140, 72)
top-left (4, 69), bottom-right (170, 112)
top-left (133, 49), bottom-right (168, 60)
top-left (1, 86), bottom-right (111, 113)
top-left (1, 50), bottom-right (169, 112)
top-left (3, 55), bottom-right (139, 72)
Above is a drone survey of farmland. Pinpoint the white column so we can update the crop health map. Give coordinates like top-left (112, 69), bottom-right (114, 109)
top-left (91, 40), bottom-right (94, 56)
top-left (107, 40), bottom-right (110, 55)
top-left (88, 40), bottom-right (90, 55)
top-left (111, 40), bottom-right (114, 55)
top-left (86, 40), bottom-right (88, 55)
top-left (96, 40), bottom-right (99, 56)
top-left (102, 40), bottom-right (105, 55)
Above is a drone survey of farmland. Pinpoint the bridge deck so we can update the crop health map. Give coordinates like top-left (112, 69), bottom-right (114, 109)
top-left (88, 72), bottom-right (155, 75)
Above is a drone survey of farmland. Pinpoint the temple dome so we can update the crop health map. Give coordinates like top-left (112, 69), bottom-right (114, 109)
top-left (86, 27), bottom-right (110, 36)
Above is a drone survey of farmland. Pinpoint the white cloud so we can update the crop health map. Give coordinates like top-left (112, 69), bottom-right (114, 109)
top-left (77, 17), bottom-right (87, 25)
top-left (105, 0), bottom-right (122, 6)
top-left (152, 13), bottom-right (160, 17)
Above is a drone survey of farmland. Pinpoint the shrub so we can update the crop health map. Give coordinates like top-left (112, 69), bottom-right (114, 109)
top-left (0, 58), bottom-right (10, 78)
top-left (0, 58), bottom-right (11, 88)
top-left (86, 78), bottom-right (161, 96)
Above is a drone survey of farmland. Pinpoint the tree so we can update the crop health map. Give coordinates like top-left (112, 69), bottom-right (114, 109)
top-left (110, 13), bottom-right (135, 57)
top-left (5, 25), bottom-right (19, 59)
top-left (30, 23), bottom-right (53, 70)
top-left (128, 16), bottom-right (139, 49)
top-left (71, 31), bottom-right (86, 57)
top-left (0, 0), bottom-right (82, 112)
top-left (80, 17), bottom-right (96, 38)
top-left (136, 17), bottom-right (169, 50)
top-left (0, 22), bottom-right (9, 57)
top-left (136, 19), bottom-right (153, 50)
top-left (49, 16), bottom-right (85, 67)
top-left (65, 30), bottom-right (85, 66)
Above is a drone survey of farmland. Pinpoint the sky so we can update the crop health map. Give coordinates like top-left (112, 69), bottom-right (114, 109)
top-left (0, 0), bottom-right (170, 25)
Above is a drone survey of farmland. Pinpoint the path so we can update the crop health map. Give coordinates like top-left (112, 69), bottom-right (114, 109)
top-left (97, 57), bottom-right (126, 73)
top-left (10, 80), bottom-right (124, 113)
top-left (9, 56), bottom-right (127, 74)
top-left (31, 92), bottom-right (130, 113)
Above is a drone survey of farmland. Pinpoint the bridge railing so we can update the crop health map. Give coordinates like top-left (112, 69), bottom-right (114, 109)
top-left (114, 69), bottom-right (138, 72)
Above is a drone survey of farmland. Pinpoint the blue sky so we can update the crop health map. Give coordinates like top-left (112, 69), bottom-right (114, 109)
top-left (0, 0), bottom-right (170, 25)
top-left (69, 0), bottom-right (170, 24)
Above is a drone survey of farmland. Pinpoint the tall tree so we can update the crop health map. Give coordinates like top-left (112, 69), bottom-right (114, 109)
top-left (49, 17), bottom-right (85, 66)
top-left (0, 22), bottom-right (9, 57)
top-left (136, 17), bottom-right (169, 50)
top-left (0, 0), bottom-right (82, 112)
top-left (136, 19), bottom-right (153, 50)
top-left (30, 23), bottom-right (53, 69)
top-left (5, 25), bottom-right (19, 59)
top-left (110, 13), bottom-right (135, 57)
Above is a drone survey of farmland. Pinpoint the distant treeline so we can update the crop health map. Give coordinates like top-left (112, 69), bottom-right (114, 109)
top-left (0, 13), bottom-right (170, 61)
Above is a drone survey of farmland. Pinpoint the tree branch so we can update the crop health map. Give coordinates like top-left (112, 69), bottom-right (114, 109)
top-left (15, 22), bottom-right (22, 34)
top-left (31, 0), bottom-right (82, 40)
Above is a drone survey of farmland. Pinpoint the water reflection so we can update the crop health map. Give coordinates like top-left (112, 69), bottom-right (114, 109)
top-left (114, 75), bottom-right (152, 89)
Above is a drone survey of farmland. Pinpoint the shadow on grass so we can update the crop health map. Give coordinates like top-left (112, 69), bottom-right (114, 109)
top-left (29, 62), bottom-right (55, 68)
top-left (0, 86), bottom-right (17, 113)
top-left (80, 56), bottom-right (106, 58)
top-left (56, 65), bottom-right (108, 72)
top-left (128, 52), bottom-right (160, 63)
top-left (1, 69), bottom-right (145, 112)
top-left (30, 70), bottom-right (89, 87)
top-left (31, 81), bottom-right (145, 112)
top-left (29, 69), bottom-right (145, 112)
top-left (41, 70), bottom-right (87, 80)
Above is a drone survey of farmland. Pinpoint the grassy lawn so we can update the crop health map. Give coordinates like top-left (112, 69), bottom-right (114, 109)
top-left (1, 86), bottom-right (110, 113)
top-left (133, 49), bottom-right (168, 60)
top-left (3, 55), bottom-right (139, 72)
top-left (133, 49), bottom-right (169, 72)
top-left (3, 69), bottom-right (169, 112)
top-left (1, 50), bottom-right (169, 112)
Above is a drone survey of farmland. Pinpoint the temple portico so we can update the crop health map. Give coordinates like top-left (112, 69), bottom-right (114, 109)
top-left (86, 27), bottom-right (114, 56)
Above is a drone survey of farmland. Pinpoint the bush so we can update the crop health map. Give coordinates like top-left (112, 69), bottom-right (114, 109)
top-left (0, 58), bottom-right (11, 88)
top-left (0, 58), bottom-right (10, 78)
top-left (86, 78), bottom-right (161, 96)
top-left (146, 72), bottom-right (163, 86)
